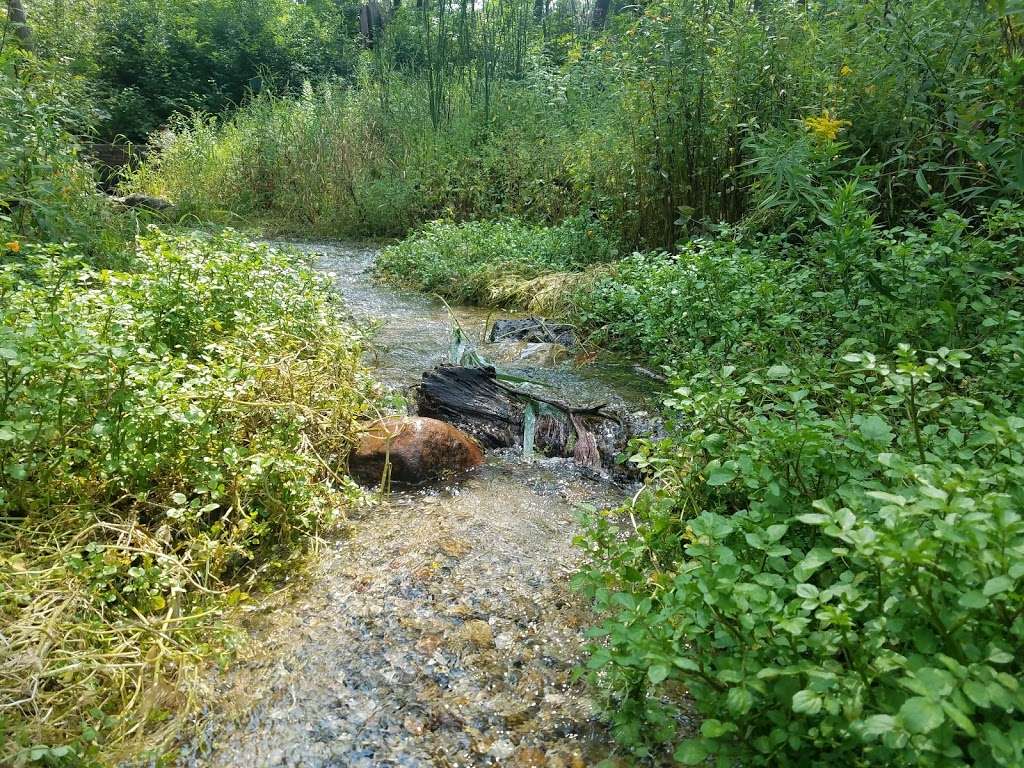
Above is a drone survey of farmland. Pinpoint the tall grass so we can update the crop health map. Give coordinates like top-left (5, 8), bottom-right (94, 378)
top-left (133, 0), bottom-right (1021, 250)
top-left (132, 76), bottom-right (581, 239)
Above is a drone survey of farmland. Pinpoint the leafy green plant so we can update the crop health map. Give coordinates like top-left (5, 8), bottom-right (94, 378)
top-left (577, 348), bottom-right (1024, 766)
top-left (0, 229), bottom-right (372, 764)
top-left (0, 61), bottom-right (124, 254)
top-left (376, 215), bottom-right (620, 305)
top-left (574, 202), bottom-right (1024, 765)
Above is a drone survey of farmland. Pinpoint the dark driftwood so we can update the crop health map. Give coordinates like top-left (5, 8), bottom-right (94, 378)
top-left (416, 365), bottom-right (620, 470)
top-left (417, 366), bottom-right (520, 449)
top-left (488, 318), bottom-right (577, 348)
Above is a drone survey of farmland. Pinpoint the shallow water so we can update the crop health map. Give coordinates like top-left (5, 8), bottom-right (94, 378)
top-left (176, 243), bottom-right (668, 768)
top-left (310, 242), bottom-right (657, 406)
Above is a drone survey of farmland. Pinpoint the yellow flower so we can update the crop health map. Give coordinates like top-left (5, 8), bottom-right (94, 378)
top-left (840, 64), bottom-right (853, 77)
top-left (5, 241), bottom-right (20, 253)
top-left (803, 110), bottom-right (851, 141)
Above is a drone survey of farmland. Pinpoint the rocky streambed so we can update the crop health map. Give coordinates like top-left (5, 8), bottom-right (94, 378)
top-left (175, 243), bottom-right (665, 768)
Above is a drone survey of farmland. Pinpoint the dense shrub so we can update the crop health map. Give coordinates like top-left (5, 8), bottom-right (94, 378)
top-left (129, 78), bottom-right (585, 239)
top-left (132, 0), bottom-right (1021, 249)
top-left (576, 351), bottom-right (1024, 766)
top-left (572, 202), bottom-right (1024, 765)
top-left (0, 229), bottom-right (371, 764)
top-left (29, 0), bottom-right (362, 141)
top-left (375, 215), bottom-right (621, 305)
top-left (0, 63), bottom-right (123, 254)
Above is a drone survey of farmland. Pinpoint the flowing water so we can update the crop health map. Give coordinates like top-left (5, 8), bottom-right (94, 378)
top-left (176, 243), bottom-right (666, 768)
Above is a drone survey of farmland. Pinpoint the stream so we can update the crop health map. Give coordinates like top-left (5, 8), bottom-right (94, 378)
top-left (176, 243), bottom-right (665, 768)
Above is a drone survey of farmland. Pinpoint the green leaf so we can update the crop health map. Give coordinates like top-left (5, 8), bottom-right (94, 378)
top-left (674, 739), bottom-right (709, 765)
top-left (858, 414), bottom-right (894, 444)
top-left (983, 575), bottom-right (1013, 597)
top-left (796, 583), bottom-right (819, 599)
top-left (963, 680), bottom-right (991, 708)
top-left (941, 701), bottom-right (977, 736)
top-left (958, 591), bottom-right (988, 609)
top-left (859, 714), bottom-right (896, 738)
top-left (726, 685), bottom-right (753, 715)
top-left (792, 689), bottom-right (823, 715)
top-left (794, 548), bottom-right (834, 581)
top-left (706, 463), bottom-right (736, 486)
top-left (899, 697), bottom-right (945, 733)
top-left (767, 364), bottom-right (791, 380)
top-left (648, 664), bottom-right (670, 684)
top-left (796, 512), bottom-right (830, 525)
top-left (701, 719), bottom-right (735, 738)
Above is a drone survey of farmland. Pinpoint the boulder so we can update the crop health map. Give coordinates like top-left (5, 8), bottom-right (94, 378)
top-left (350, 416), bottom-right (484, 486)
top-left (488, 318), bottom-right (577, 348)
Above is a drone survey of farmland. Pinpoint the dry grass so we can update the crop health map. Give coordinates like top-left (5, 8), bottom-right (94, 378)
top-left (0, 511), bottom-right (228, 764)
top-left (487, 267), bottom-right (606, 316)
top-left (0, 234), bottom-right (374, 764)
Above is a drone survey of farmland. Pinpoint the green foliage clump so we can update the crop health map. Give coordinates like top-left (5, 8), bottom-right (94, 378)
top-left (577, 353), bottom-right (1024, 766)
top-left (132, 0), bottom-right (1022, 251)
top-left (129, 76), bottom-right (584, 239)
top-left (573, 202), bottom-right (1024, 765)
top-left (0, 229), bottom-right (371, 764)
top-left (0, 62), bottom-right (124, 254)
top-left (375, 215), bottom-right (620, 305)
top-left (576, 196), bottom-right (1024, 373)
top-left (29, 0), bottom-right (361, 142)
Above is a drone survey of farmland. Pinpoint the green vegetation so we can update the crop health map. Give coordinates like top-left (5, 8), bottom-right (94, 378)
top-left (573, 202), bottom-right (1024, 765)
top-left (5, 0), bottom-right (1024, 763)
top-left (0, 227), bottom-right (372, 765)
top-left (1, 34), bottom-right (372, 765)
top-left (376, 216), bottom-right (620, 304)
top-left (28, 0), bottom-right (360, 142)
top-left (137, 0), bottom-right (1021, 251)
top-left (0, 61), bottom-right (125, 253)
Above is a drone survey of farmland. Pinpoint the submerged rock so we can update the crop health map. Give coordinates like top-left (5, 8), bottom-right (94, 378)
top-left (350, 416), bottom-right (484, 486)
top-left (488, 318), bottom-right (577, 348)
top-left (489, 341), bottom-right (573, 366)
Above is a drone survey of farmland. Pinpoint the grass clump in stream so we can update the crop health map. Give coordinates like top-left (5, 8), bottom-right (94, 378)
top-left (375, 216), bottom-right (619, 307)
top-left (0, 229), bottom-right (372, 765)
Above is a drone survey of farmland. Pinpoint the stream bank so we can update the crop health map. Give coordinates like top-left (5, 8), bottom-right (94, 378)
top-left (174, 243), bottom-right (671, 767)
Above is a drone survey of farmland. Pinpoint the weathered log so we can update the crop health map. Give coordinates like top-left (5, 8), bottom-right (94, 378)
top-left (488, 318), bottom-right (577, 348)
top-left (416, 365), bottom-right (629, 472)
top-left (417, 365), bottom-right (520, 449)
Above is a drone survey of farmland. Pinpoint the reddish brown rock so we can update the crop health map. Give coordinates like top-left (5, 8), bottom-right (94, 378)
top-left (349, 416), bottom-right (484, 486)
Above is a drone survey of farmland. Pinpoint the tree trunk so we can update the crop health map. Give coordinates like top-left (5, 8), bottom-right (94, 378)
top-left (359, 0), bottom-right (384, 47)
top-left (591, 0), bottom-right (610, 28)
top-left (6, 0), bottom-right (31, 46)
